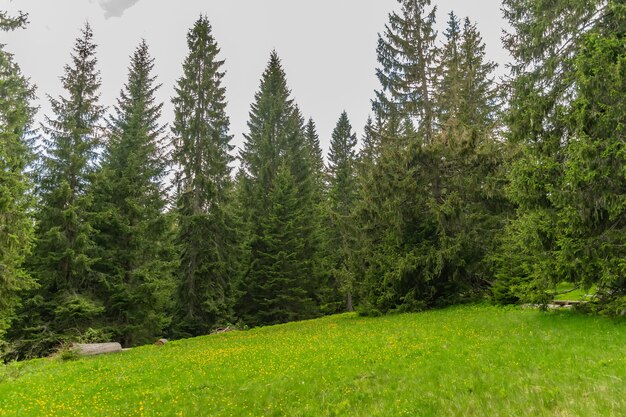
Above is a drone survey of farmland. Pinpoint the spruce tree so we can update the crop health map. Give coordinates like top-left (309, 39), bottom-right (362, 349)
top-left (359, 9), bottom-right (505, 313)
top-left (0, 11), bottom-right (36, 345)
top-left (358, 117), bottom-right (381, 171)
top-left (426, 15), bottom-right (506, 301)
top-left (457, 18), bottom-right (500, 137)
top-left (493, 0), bottom-right (610, 304)
top-left (435, 14), bottom-right (499, 139)
top-left (13, 23), bottom-right (106, 357)
top-left (90, 40), bottom-right (173, 347)
top-left (374, 0), bottom-right (437, 142)
top-left (427, 128), bottom-right (509, 306)
top-left (349, 117), bottom-right (380, 307)
top-left (0, 10), bottom-right (28, 31)
top-left (237, 52), bottom-right (317, 326)
top-left (356, 116), bottom-right (437, 314)
top-left (242, 163), bottom-right (314, 325)
top-left (304, 118), bottom-right (326, 196)
top-left (554, 3), bottom-right (626, 312)
top-left (303, 117), bottom-right (332, 310)
top-left (513, 0), bottom-right (626, 311)
top-left (434, 12), bottom-right (463, 133)
top-left (326, 112), bottom-right (358, 311)
top-left (171, 16), bottom-right (236, 337)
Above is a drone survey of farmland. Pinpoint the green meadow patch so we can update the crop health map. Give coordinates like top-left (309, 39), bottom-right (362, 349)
top-left (1, 305), bottom-right (625, 416)
top-left (552, 283), bottom-right (597, 302)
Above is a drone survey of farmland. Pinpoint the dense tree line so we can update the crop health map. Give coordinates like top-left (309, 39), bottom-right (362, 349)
top-left (1, 0), bottom-right (624, 360)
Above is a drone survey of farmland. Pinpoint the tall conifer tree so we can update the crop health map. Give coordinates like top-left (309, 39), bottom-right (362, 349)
top-left (360, 8), bottom-right (505, 313)
top-left (457, 18), bottom-right (500, 137)
top-left (374, 0), bottom-right (437, 142)
top-left (433, 12), bottom-right (462, 133)
top-left (358, 117), bottom-right (381, 171)
top-left (243, 163), bottom-right (313, 325)
top-left (435, 15), bottom-right (499, 138)
top-left (428, 15), bottom-right (506, 301)
top-left (554, 3), bottom-right (626, 312)
top-left (0, 11), bottom-right (36, 345)
top-left (90, 41), bottom-right (173, 347)
top-left (356, 117), bottom-right (442, 314)
top-left (495, 0), bottom-right (625, 312)
top-left (303, 118), bottom-right (331, 309)
top-left (349, 117), bottom-right (380, 306)
top-left (493, 0), bottom-right (611, 304)
top-left (304, 118), bottom-right (326, 197)
top-left (237, 52), bottom-right (317, 326)
top-left (171, 16), bottom-right (236, 336)
top-left (364, 0), bottom-right (439, 311)
top-left (15, 24), bottom-right (105, 357)
top-left (326, 112), bottom-right (358, 311)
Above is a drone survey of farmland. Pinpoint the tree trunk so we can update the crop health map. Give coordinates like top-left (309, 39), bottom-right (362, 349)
top-left (346, 290), bottom-right (354, 312)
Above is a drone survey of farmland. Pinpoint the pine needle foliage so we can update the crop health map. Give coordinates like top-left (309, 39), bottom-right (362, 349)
top-left (14, 24), bottom-right (106, 358)
top-left (374, 0), bottom-right (438, 142)
top-left (237, 52), bottom-right (318, 326)
top-left (325, 111), bottom-right (359, 312)
top-left (170, 16), bottom-right (237, 337)
top-left (90, 40), bottom-right (174, 347)
top-left (492, 0), bottom-right (621, 309)
top-left (0, 11), bottom-right (36, 346)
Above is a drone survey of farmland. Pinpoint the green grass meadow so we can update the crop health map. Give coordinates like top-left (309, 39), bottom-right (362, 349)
top-left (1, 305), bottom-right (625, 416)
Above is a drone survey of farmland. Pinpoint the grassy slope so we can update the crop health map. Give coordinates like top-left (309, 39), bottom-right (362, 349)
top-left (553, 283), bottom-right (597, 302)
top-left (1, 305), bottom-right (625, 417)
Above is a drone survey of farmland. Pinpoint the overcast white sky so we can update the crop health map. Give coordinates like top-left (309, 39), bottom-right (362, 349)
top-left (2, 0), bottom-right (510, 157)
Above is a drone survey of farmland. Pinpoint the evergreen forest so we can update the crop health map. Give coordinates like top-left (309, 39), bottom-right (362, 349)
top-left (1, 0), bottom-right (625, 361)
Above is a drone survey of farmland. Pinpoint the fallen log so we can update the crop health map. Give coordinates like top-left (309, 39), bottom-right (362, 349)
top-left (551, 300), bottom-right (584, 306)
top-left (547, 304), bottom-right (574, 310)
top-left (72, 342), bottom-right (122, 356)
top-left (213, 326), bottom-right (233, 334)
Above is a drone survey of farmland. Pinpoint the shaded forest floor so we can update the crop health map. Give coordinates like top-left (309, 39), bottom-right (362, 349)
top-left (1, 305), bottom-right (625, 416)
